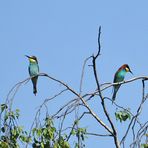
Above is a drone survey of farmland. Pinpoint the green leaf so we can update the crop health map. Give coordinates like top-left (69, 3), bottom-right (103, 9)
top-left (71, 129), bottom-right (76, 135)
top-left (0, 141), bottom-right (9, 148)
top-left (75, 143), bottom-right (79, 148)
top-left (15, 109), bottom-right (20, 119)
top-left (32, 128), bottom-right (37, 136)
top-left (1, 127), bottom-right (5, 133)
top-left (36, 128), bottom-right (42, 137)
top-left (141, 144), bottom-right (148, 148)
top-left (9, 111), bottom-right (15, 119)
top-left (4, 113), bottom-right (9, 121)
top-left (115, 110), bottom-right (131, 122)
top-left (0, 104), bottom-right (8, 113)
top-left (41, 142), bottom-right (44, 148)
top-left (63, 141), bottom-right (70, 148)
top-left (43, 128), bottom-right (47, 136)
top-left (53, 142), bottom-right (59, 148)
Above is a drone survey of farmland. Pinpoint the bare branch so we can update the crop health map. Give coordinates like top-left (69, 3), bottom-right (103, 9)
top-left (40, 73), bottom-right (113, 134)
top-left (79, 56), bottom-right (92, 94)
top-left (92, 26), bottom-right (120, 148)
top-left (101, 76), bottom-right (148, 92)
top-left (120, 80), bottom-right (147, 145)
top-left (86, 132), bottom-right (112, 137)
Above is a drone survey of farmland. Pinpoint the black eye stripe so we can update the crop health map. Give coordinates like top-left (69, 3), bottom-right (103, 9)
top-left (126, 65), bottom-right (130, 70)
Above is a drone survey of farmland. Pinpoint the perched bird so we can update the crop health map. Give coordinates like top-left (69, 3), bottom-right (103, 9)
top-left (25, 55), bottom-right (39, 95)
top-left (112, 64), bottom-right (133, 102)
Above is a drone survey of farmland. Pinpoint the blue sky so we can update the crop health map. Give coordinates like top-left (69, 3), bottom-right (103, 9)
top-left (0, 1), bottom-right (148, 147)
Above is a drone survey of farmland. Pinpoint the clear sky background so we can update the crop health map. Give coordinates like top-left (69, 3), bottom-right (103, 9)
top-left (0, 1), bottom-right (148, 148)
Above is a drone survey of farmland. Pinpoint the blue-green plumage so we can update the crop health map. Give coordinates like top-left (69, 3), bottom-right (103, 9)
top-left (112, 64), bottom-right (132, 102)
top-left (26, 55), bottom-right (39, 95)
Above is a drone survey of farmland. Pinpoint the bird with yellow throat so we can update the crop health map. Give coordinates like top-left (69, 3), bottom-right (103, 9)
top-left (26, 55), bottom-right (39, 95)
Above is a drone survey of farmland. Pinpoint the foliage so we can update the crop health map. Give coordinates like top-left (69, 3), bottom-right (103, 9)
top-left (140, 134), bottom-right (148, 148)
top-left (0, 104), bottom-right (31, 148)
top-left (115, 109), bottom-right (131, 122)
top-left (141, 144), bottom-right (148, 148)
top-left (0, 104), bottom-right (71, 148)
top-left (71, 127), bottom-right (87, 148)
top-left (32, 118), bottom-right (56, 147)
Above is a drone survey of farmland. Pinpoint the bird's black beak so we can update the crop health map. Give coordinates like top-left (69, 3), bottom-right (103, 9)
top-left (25, 55), bottom-right (30, 58)
top-left (129, 69), bottom-right (133, 75)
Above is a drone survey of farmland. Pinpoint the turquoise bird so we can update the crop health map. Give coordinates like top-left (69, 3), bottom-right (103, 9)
top-left (26, 55), bottom-right (39, 95)
top-left (112, 64), bottom-right (132, 102)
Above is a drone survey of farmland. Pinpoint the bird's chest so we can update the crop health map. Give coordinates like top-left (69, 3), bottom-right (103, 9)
top-left (29, 64), bottom-right (39, 76)
top-left (117, 71), bottom-right (126, 81)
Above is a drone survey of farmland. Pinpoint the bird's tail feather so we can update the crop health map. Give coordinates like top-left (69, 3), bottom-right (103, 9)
top-left (112, 92), bottom-right (116, 104)
top-left (33, 86), bottom-right (37, 95)
top-left (32, 76), bottom-right (38, 96)
top-left (112, 85), bottom-right (120, 104)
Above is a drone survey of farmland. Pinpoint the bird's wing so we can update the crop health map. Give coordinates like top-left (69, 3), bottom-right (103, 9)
top-left (113, 71), bottom-right (124, 83)
top-left (28, 66), bottom-right (31, 76)
top-left (113, 72), bottom-right (118, 83)
top-left (37, 64), bottom-right (39, 73)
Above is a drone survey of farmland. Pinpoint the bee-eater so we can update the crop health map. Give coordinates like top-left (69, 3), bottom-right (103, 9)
top-left (112, 64), bottom-right (133, 102)
top-left (25, 55), bottom-right (39, 95)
